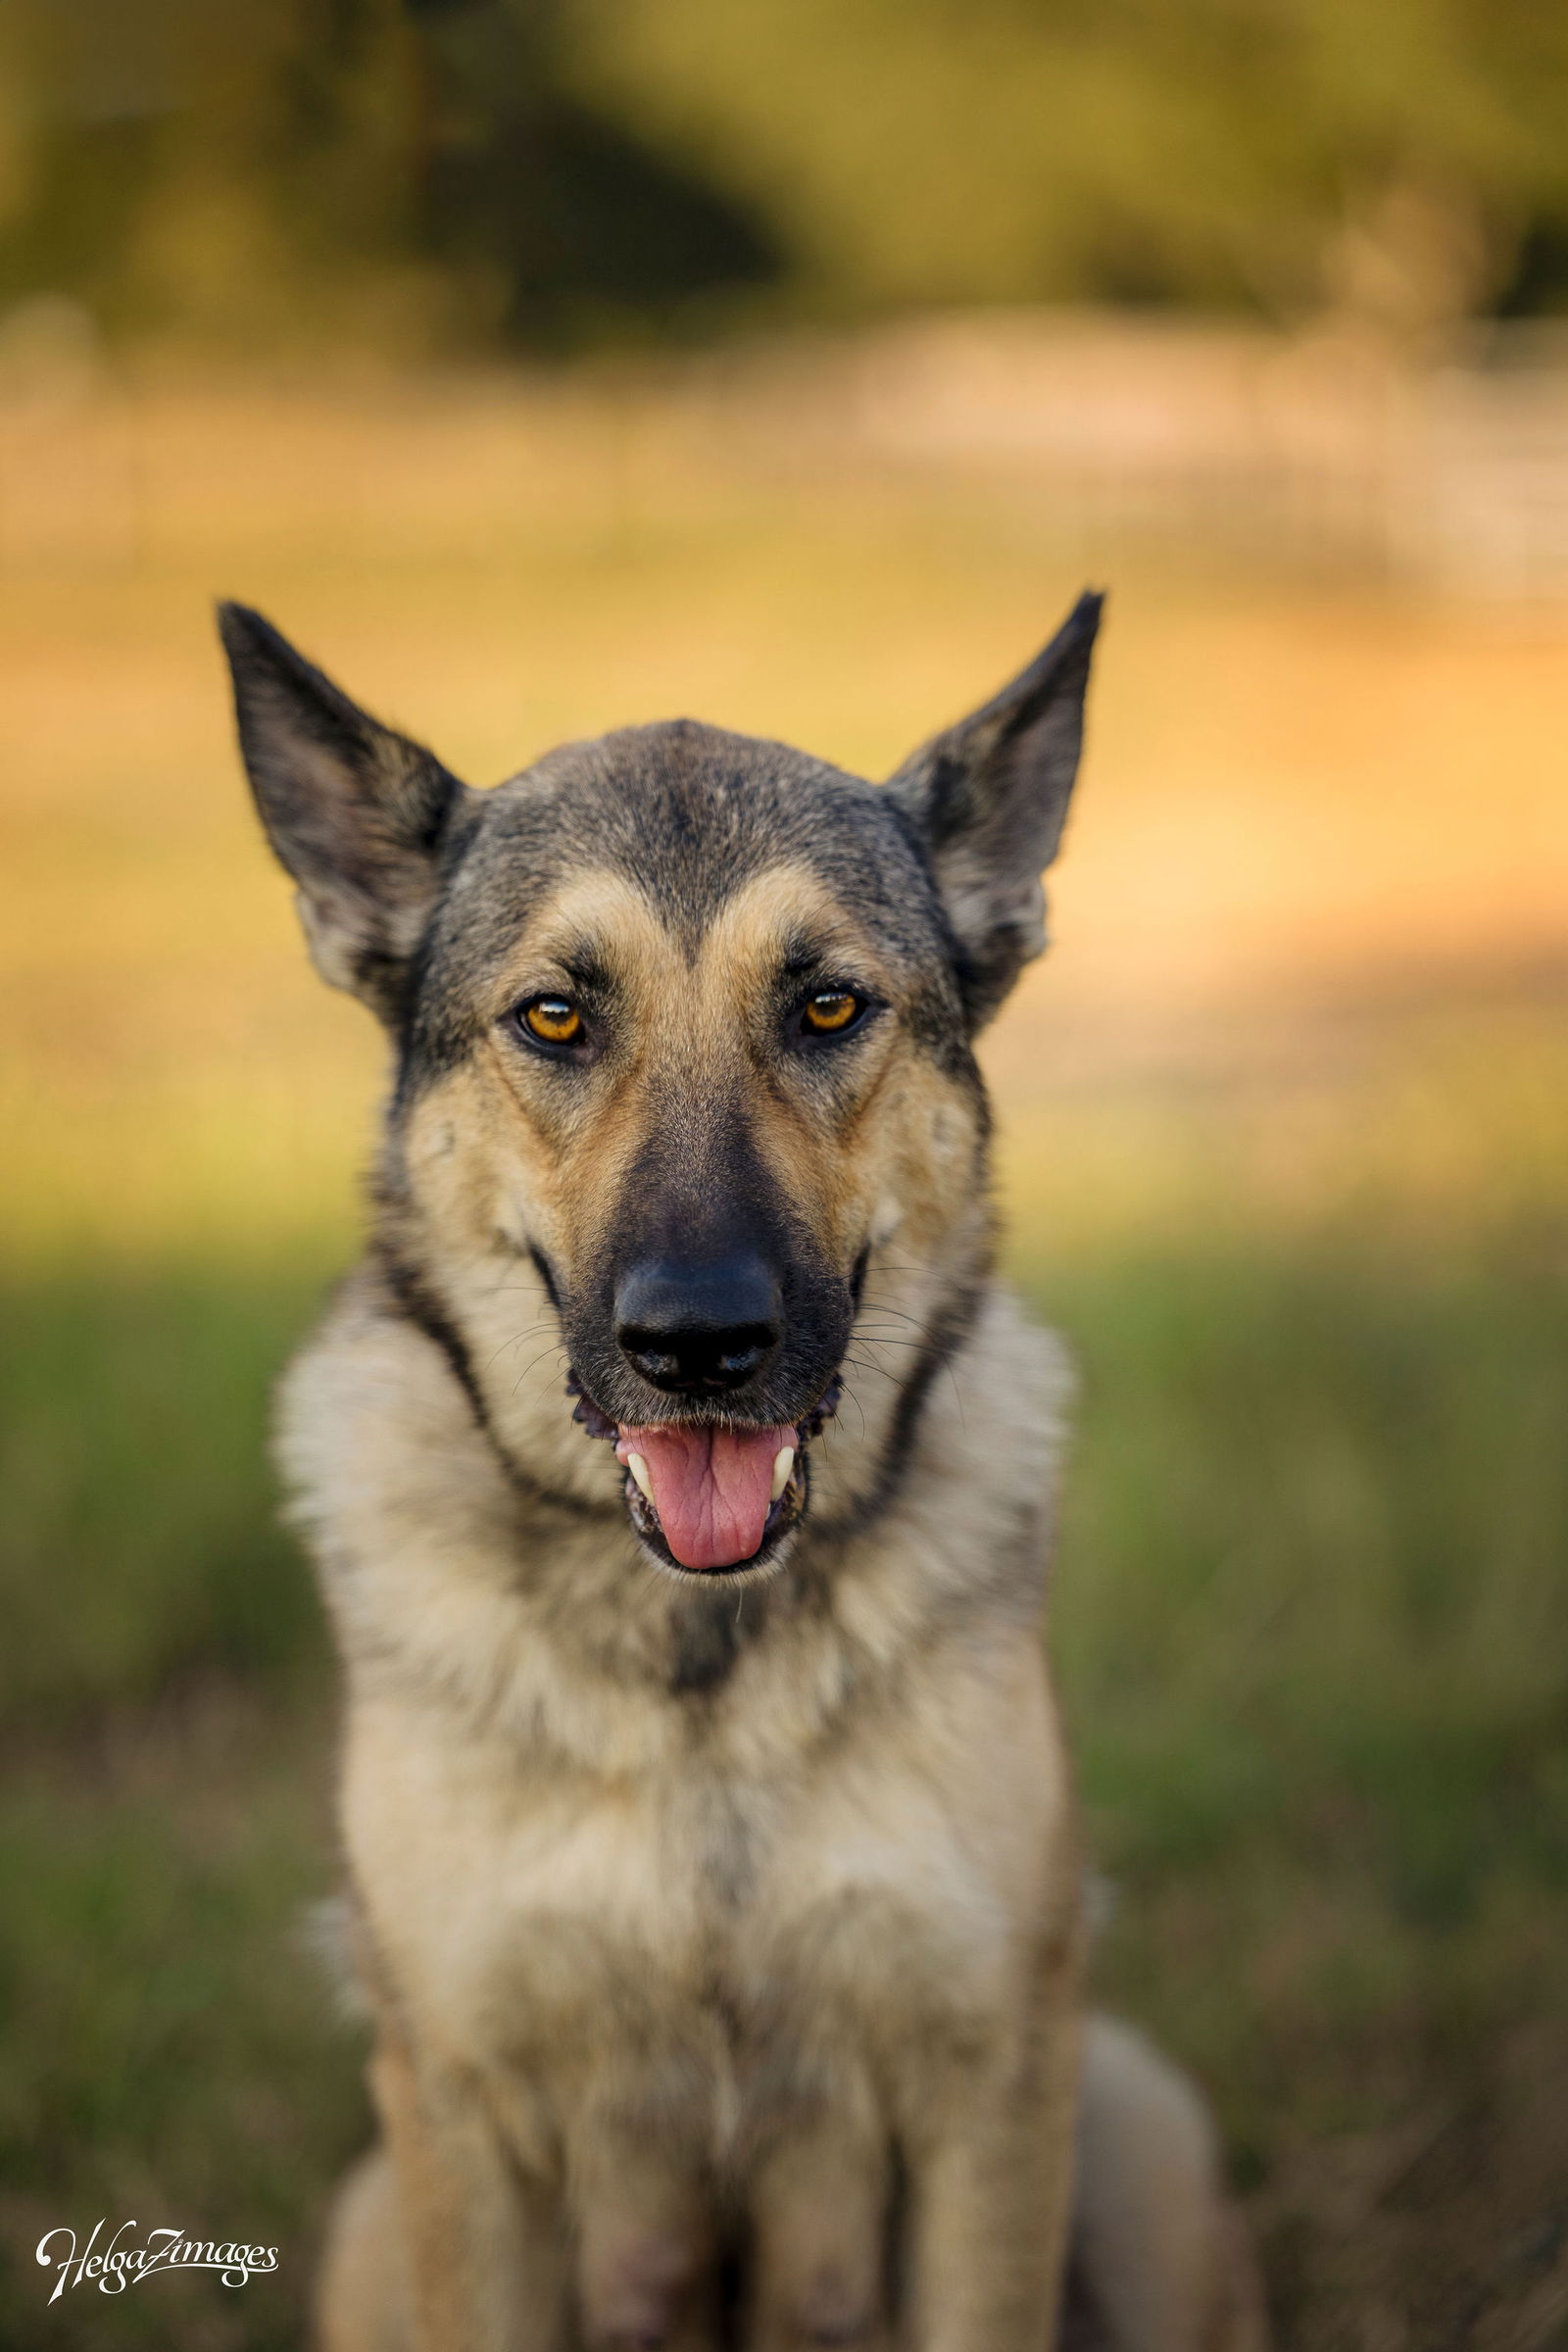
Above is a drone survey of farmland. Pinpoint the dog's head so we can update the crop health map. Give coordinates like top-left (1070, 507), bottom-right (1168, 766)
top-left (220, 595), bottom-right (1100, 1581)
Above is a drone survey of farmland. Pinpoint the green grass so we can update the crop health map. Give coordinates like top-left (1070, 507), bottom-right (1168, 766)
top-left (0, 1263), bottom-right (362, 2351)
top-left (1030, 1228), bottom-right (1568, 2344)
top-left (0, 1269), bottom-right (334, 1727)
top-left (2, 1227), bottom-right (1566, 2346)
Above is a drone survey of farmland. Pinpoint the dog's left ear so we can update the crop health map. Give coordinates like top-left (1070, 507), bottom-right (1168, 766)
top-left (219, 603), bottom-right (470, 1023)
top-left (888, 590), bottom-right (1102, 1028)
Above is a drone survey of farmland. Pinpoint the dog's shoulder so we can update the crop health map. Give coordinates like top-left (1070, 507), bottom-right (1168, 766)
top-left (275, 1258), bottom-right (507, 1564)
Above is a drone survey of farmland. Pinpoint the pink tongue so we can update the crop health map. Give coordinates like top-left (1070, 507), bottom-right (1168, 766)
top-left (615, 1422), bottom-right (795, 1570)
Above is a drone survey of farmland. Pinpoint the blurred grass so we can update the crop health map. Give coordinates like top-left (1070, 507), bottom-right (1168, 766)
top-left (0, 1266), bottom-right (332, 1725)
top-left (1042, 1223), bottom-right (1568, 2344)
top-left (0, 1258), bottom-right (361, 2351)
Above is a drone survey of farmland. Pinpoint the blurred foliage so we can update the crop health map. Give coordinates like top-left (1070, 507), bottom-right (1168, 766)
top-left (568, 0), bottom-right (1568, 331)
top-left (2, 0), bottom-right (1568, 349)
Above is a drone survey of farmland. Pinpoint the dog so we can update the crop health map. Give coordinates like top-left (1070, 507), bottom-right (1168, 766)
top-left (219, 593), bottom-right (1265, 2352)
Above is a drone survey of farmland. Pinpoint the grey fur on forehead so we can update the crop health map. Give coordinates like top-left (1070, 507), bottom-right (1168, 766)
top-left (448, 716), bottom-right (949, 956)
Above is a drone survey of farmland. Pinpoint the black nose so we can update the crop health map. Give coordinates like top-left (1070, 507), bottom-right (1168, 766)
top-left (614, 1254), bottom-right (783, 1396)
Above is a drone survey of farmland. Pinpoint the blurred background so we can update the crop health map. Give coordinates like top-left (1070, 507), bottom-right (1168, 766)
top-left (3, 3), bottom-right (1567, 2345)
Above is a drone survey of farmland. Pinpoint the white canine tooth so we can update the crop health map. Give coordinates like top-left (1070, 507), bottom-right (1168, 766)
top-left (626, 1452), bottom-right (654, 1503)
top-left (770, 1446), bottom-right (795, 1502)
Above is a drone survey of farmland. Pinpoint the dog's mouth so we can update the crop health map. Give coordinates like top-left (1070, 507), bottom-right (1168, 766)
top-left (567, 1375), bottom-right (838, 1576)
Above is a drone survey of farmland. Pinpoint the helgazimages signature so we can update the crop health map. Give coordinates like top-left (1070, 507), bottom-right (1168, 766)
top-left (36, 2220), bottom-right (280, 2301)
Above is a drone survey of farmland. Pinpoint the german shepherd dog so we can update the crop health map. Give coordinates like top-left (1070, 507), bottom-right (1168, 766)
top-left (219, 595), bottom-right (1264, 2352)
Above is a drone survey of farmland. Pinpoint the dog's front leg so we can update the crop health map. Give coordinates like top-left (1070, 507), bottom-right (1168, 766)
top-left (371, 2028), bottom-right (567, 2352)
top-left (747, 2096), bottom-right (892, 2352)
top-left (903, 1966), bottom-right (1082, 2352)
top-left (570, 2126), bottom-right (721, 2350)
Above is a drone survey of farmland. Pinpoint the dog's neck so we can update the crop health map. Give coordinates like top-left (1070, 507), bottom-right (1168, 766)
top-left (277, 1250), bottom-right (1070, 1756)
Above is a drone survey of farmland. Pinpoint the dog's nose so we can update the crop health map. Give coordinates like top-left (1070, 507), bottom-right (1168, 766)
top-left (614, 1254), bottom-right (782, 1396)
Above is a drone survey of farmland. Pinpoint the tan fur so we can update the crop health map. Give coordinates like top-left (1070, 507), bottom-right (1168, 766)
top-left (1065, 2021), bottom-right (1268, 2352)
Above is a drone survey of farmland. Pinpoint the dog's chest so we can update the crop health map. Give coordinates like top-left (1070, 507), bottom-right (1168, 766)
top-left (347, 1648), bottom-right (1061, 2136)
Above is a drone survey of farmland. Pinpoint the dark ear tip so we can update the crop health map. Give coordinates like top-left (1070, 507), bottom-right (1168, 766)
top-left (1066, 586), bottom-right (1106, 639)
top-left (1012, 587), bottom-right (1102, 697)
top-left (215, 604), bottom-right (360, 734)
top-left (216, 600), bottom-right (279, 665)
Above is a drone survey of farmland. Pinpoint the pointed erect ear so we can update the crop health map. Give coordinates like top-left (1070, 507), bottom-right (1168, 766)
top-left (218, 604), bottom-right (470, 1022)
top-left (888, 590), bottom-right (1102, 1028)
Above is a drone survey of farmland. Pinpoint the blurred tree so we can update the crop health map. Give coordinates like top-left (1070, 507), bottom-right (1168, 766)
top-left (408, 0), bottom-right (780, 343)
top-left (0, 0), bottom-right (778, 345)
top-left (0, 0), bottom-right (428, 340)
top-left (0, 0), bottom-right (1565, 348)
top-left (562, 0), bottom-right (1568, 343)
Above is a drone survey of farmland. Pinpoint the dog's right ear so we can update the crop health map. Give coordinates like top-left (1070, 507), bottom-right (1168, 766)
top-left (218, 604), bottom-right (469, 1022)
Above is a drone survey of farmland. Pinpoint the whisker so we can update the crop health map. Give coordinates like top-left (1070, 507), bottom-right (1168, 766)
top-left (521, 1361), bottom-right (575, 1414)
top-left (511, 1344), bottom-right (568, 1399)
top-left (835, 1382), bottom-right (868, 1443)
top-left (484, 1322), bottom-right (564, 1373)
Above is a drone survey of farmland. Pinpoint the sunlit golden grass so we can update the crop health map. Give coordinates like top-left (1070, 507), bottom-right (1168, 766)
top-left (3, 366), bottom-right (1566, 1259)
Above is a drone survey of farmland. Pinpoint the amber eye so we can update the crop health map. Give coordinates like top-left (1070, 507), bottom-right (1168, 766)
top-left (519, 995), bottom-right (583, 1046)
top-left (801, 990), bottom-right (862, 1036)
